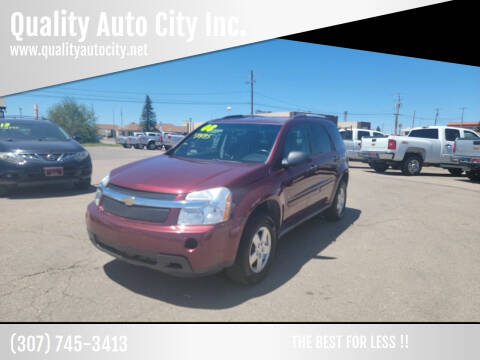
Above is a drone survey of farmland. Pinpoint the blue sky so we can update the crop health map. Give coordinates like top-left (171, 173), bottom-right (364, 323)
top-left (4, 39), bottom-right (480, 133)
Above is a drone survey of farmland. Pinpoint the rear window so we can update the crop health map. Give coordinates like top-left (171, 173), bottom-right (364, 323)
top-left (340, 130), bottom-right (352, 140)
top-left (445, 128), bottom-right (461, 142)
top-left (373, 132), bottom-right (385, 137)
top-left (408, 128), bottom-right (439, 139)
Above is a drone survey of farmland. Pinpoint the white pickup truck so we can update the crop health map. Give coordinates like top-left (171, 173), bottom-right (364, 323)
top-left (453, 137), bottom-right (480, 182)
top-left (360, 126), bottom-right (480, 175)
top-left (339, 128), bottom-right (386, 161)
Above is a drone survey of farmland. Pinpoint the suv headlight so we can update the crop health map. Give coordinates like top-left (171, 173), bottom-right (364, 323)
top-left (0, 152), bottom-right (26, 165)
top-left (73, 150), bottom-right (89, 162)
top-left (95, 172), bottom-right (110, 206)
top-left (178, 187), bottom-right (232, 225)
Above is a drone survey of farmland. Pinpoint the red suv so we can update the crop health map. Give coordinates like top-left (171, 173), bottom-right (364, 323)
top-left (86, 114), bottom-right (348, 284)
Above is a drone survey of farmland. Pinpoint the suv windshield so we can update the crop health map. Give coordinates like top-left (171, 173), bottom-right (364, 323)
top-left (0, 121), bottom-right (70, 141)
top-left (171, 123), bottom-right (281, 163)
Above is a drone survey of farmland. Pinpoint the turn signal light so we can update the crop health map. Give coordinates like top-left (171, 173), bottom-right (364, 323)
top-left (453, 141), bottom-right (456, 153)
top-left (388, 139), bottom-right (397, 150)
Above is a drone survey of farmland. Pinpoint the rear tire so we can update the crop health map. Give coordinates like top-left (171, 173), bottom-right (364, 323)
top-left (225, 213), bottom-right (277, 285)
top-left (371, 161), bottom-right (389, 173)
top-left (448, 168), bottom-right (463, 176)
top-left (401, 154), bottom-right (423, 176)
top-left (325, 180), bottom-right (347, 221)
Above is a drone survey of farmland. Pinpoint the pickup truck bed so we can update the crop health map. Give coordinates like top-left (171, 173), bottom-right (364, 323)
top-left (453, 138), bottom-right (480, 181)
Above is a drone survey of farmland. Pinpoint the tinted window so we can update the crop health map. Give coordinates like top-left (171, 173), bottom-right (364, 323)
top-left (408, 129), bottom-right (439, 139)
top-left (357, 131), bottom-right (370, 139)
top-left (373, 132), bottom-right (385, 137)
top-left (339, 130), bottom-right (352, 140)
top-left (309, 123), bottom-right (333, 155)
top-left (172, 123), bottom-right (280, 163)
top-left (324, 122), bottom-right (345, 153)
top-left (464, 131), bottom-right (479, 139)
top-left (0, 121), bottom-right (70, 141)
top-left (282, 123), bottom-right (310, 158)
top-left (445, 128), bottom-right (461, 141)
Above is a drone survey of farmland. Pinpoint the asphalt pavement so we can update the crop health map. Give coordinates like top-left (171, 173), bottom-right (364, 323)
top-left (1, 146), bottom-right (479, 321)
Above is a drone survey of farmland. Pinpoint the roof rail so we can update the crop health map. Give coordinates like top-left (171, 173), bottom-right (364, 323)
top-left (219, 114), bottom-right (248, 120)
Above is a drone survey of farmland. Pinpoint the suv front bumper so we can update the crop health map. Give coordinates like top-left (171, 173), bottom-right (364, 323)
top-left (86, 202), bottom-right (238, 276)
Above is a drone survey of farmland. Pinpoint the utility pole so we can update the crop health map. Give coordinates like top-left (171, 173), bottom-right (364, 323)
top-left (246, 70), bottom-right (255, 116)
top-left (343, 111), bottom-right (348, 122)
top-left (434, 108), bottom-right (439, 126)
top-left (394, 94), bottom-right (401, 135)
top-left (19, 107), bottom-right (22, 117)
top-left (460, 107), bottom-right (466, 124)
top-left (411, 110), bottom-right (416, 128)
top-left (33, 104), bottom-right (38, 120)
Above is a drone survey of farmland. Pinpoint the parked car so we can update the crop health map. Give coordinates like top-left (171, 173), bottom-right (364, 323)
top-left (0, 119), bottom-right (92, 195)
top-left (360, 126), bottom-right (478, 175)
top-left (453, 137), bottom-right (480, 182)
top-left (339, 128), bottom-right (385, 161)
top-left (138, 132), bottom-right (163, 150)
top-left (86, 114), bottom-right (348, 284)
top-left (157, 131), bottom-right (185, 150)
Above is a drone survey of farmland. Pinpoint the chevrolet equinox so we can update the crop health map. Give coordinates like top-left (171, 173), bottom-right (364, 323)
top-left (86, 114), bottom-right (348, 284)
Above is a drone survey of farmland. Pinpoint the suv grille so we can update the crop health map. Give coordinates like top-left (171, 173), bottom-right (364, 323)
top-left (102, 184), bottom-right (175, 222)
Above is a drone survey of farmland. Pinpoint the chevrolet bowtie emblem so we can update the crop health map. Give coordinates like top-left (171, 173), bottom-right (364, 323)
top-left (123, 196), bottom-right (136, 206)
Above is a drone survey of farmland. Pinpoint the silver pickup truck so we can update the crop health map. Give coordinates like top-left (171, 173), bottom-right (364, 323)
top-left (156, 131), bottom-right (185, 150)
top-left (453, 138), bottom-right (480, 182)
top-left (138, 132), bottom-right (163, 150)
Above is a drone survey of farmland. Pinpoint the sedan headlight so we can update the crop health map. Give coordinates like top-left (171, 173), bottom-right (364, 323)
top-left (178, 187), bottom-right (232, 225)
top-left (73, 150), bottom-right (89, 162)
top-left (0, 152), bottom-right (26, 165)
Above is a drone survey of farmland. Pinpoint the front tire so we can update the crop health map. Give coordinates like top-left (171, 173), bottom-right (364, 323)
top-left (448, 168), bottom-right (463, 176)
top-left (147, 142), bottom-right (157, 150)
top-left (325, 180), bottom-right (347, 221)
top-left (467, 171), bottom-right (480, 182)
top-left (401, 154), bottom-right (423, 175)
top-left (225, 213), bottom-right (277, 285)
top-left (371, 161), bottom-right (389, 173)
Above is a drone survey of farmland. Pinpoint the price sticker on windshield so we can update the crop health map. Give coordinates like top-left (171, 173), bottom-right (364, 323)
top-left (200, 124), bottom-right (217, 132)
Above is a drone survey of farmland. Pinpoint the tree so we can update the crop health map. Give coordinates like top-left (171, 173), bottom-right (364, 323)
top-left (376, 125), bottom-right (381, 132)
top-left (140, 95), bottom-right (157, 132)
top-left (48, 98), bottom-right (97, 143)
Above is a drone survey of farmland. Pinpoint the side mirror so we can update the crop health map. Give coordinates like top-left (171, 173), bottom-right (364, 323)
top-left (282, 151), bottom-right (311, 168)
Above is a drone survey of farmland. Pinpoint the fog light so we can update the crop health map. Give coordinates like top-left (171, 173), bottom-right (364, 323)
top-left (185, 238), bottom-right (198, 250)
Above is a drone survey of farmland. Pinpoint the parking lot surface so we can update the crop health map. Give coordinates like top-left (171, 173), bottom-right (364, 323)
top-left (1, 146), bottom-right (479, 321)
